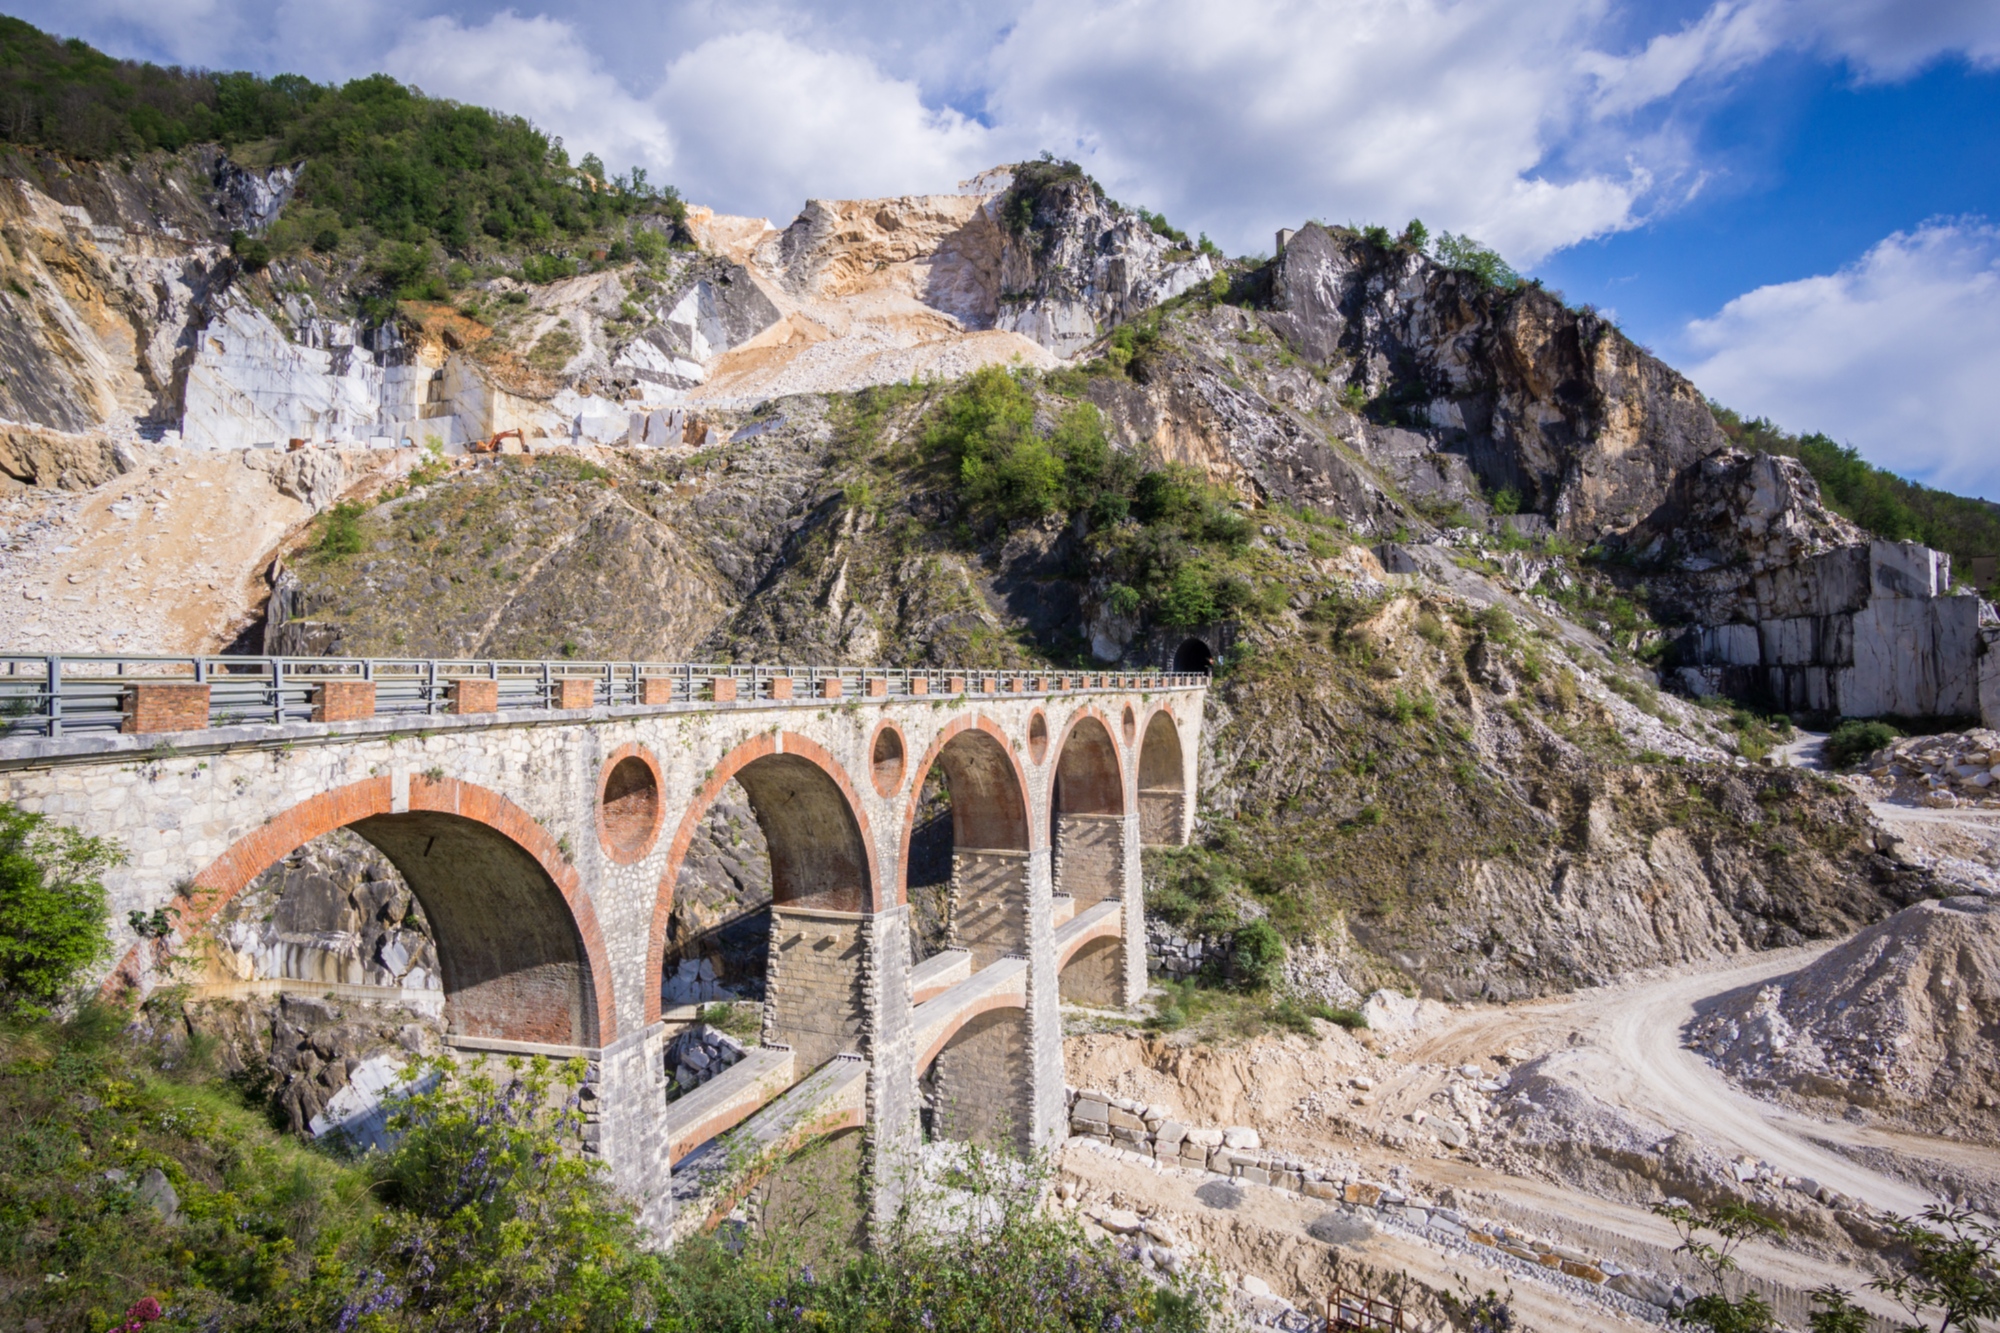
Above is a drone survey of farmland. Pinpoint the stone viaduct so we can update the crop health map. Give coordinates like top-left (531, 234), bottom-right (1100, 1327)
top-left (0, 655), bottom-right (1206, 1235)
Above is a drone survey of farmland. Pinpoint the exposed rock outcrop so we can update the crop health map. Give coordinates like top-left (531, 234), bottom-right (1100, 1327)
top-left (1261, 223), bottom-right (1725, 538)
top-left (1623, 450), bottom-right (1991, 720)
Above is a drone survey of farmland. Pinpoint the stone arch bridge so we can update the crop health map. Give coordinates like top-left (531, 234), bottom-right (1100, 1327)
top-left (0, 654), bottom-right (1205, 1234)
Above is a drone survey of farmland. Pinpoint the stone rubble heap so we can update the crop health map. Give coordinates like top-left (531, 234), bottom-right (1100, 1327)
top-left (1063, 1086), bottom-right (1683, 1317)
top-left (1687, 895), bottom-right (2000, 1142)
top-left (664, 1023), bottom-right (746, 1096)
top-left (1143, 919), bottom-right (1233, 981)
top-left (1865, 729), bottom-right (2000, 810)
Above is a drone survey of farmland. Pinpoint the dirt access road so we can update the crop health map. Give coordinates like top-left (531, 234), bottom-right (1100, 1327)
top-left (1411, 946), bottom-right (1953, 1217)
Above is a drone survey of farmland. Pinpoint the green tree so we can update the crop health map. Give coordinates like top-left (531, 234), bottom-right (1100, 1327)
top-left (1230, 920), bottom-right (1285, 990)
top-left (1432, 232), bottom-right (1522, 290)
top-left (1873, 1208), bottom-right (2000, 1333)
top-left (1653, 1200), bottom-right (1784, 1333)
top-left (0, 805), bottom-right (124, 1017)
top-left (349, 1054), bottom-right (649, 1330)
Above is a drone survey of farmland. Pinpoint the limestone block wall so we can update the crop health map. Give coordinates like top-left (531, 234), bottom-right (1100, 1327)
top-left (764, 906), bottom-right (867, 1072)
top-left (1139, 790), bottom-right (1185, 847)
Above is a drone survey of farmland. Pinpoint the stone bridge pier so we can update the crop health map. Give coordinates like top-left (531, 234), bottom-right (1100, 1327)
top-left (0, 657), bottom-right (1204, 1237)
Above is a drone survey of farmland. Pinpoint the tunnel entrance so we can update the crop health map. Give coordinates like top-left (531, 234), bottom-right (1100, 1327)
top-left (1173, 637), bottom-right (1214, 674)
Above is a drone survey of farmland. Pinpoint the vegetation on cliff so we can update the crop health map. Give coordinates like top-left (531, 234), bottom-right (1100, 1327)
top-left (1713, 404), bottom-right (2000, 573)
top-left (0, 16), bottom-right (684, 298)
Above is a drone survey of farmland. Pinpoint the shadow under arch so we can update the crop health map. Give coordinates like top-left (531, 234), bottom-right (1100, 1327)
top-left (1050, 711), bottom-right (1129, 1008)
top-left (898, 715), bottom-right (1036, 1154)
top-left (111, 775), bottom-right (616, 1047)
top-left (1138, 707), bottom-right (1189, 847)
top-left (648, 732), bottom-right (878, 1069)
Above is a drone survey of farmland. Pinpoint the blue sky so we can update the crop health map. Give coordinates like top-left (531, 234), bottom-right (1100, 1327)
top-left (19, 0), bottom-right (2000, 501)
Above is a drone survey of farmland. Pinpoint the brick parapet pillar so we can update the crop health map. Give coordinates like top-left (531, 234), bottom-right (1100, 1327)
top-left (449, 677), bottom-right (498, 714)
top-left (863, 903), bottom-right (918, 1238)
top-left (312, 680), bottom-right (375, 723)
top-left (1024, 844), bottom-right (1065, 1149)
top-left (553, 677), bottom-right (596, 711)
top-left (121, 682), bottom-right (209, 734)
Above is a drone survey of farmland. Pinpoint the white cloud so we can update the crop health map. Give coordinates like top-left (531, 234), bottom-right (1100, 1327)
top-left (383, 13), bottom-right (674, 179)
top-left (983, 0), bottom-right (1653, 263)
top-left (1684, 221), bottom-right (2000, 501)
top-left (653, 29), bottom-right (1001, 221)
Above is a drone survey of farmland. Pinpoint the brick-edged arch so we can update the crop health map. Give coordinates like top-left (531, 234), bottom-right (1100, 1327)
top-left (1137, 703), bottom-right (1190, 848)
top-left (896, 713), bottom-right (1038, 902)
top-left (1052, 706), bottom-right (1128, 815)
top-left (1056, 910), bottom-right (1124, 972)
top-left (597, 742), bottom-right (666, 865)
top-left (647, 730), bottom-right (879, 1026)
top-left (107, 774), bottom-right (617, 1045)
top-left (918, 987), bottom-right (1029, 1069)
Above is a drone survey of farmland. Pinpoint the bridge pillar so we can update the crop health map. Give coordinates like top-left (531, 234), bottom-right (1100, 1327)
top-left (1121, 809), bottom-right (1146, 1007)
top-left (863, 901), bottom-right (919, 1231)
top-left (593, 1023), bottom-right (675, 1234)
top-left (1025, 844), bottom-right (1065, 1148)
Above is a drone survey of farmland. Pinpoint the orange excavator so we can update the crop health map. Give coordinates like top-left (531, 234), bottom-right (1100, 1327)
top-left (466, 428), bottom-right (526, 455)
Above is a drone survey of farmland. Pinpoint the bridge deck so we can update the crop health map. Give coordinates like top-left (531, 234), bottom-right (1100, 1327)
top-left (1052, 898), bottom-right (1124, 969)
top-left (0, 651), bottom-right (1202, 746)
top-left (667, 1052), bottom-right (869, 1240)
top-left (662, 1044), bottom-right (796, 1165)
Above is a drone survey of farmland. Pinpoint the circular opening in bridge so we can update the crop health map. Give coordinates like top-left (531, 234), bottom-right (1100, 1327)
top-left (871, 723), bottom-right (907, 797)
top-left (599, 750), bottom-right (663, 863)
top-left (1027, 711), bottom-right (1049, 764)
top-left (1121, 705), bottom-right (1137, 747)
top-left (1173, 637), bottom-right (1213, 674)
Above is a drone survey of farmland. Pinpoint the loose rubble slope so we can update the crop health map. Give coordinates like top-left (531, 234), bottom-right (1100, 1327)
top-left (1690, 895), bottom-right (2000, 1142)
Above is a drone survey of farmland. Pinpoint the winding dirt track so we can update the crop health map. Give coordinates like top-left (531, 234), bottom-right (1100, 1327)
top-left (1410, 946), bottom-right (1946, 1218)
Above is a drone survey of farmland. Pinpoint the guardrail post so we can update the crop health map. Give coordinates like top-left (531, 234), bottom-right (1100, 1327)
top-left (269, 657), bottom-right (284, 725)
top-left (45, 655), bottom-right (60, 739)
top-left (426, 659), bottom-right (439, 713)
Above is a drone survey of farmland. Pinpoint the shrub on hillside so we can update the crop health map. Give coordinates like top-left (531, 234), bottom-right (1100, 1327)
top-left (0, 804), bottom-right (122, 1017)
top-left (1230, 920), bottom-right (1285, 991)
top-left (1826, 719), bottom-right (1899, 769)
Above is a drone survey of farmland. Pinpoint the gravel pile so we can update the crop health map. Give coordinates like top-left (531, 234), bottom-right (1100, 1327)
top-left (1690, 896), bottom-right (2000, 1141)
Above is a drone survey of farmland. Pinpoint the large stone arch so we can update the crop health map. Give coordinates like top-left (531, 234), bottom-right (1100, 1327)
top-left (899, 715), bottom-right (1037, 1153)
top-left (111, 774), bottom-right (616, 1047)
top-left (1138, 706), bottom-right (1190, 847)
top-left (648, 732), bottom-right (878, 1069)
top-left (1051, 710), bottom-right (1130, 1007)
top-left (897, 715), bottom-right (1034, 964)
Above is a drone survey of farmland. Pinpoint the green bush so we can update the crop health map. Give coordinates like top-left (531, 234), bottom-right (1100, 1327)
top-left (313, 501), bottom-right (367, 559)
top-left (1826, 718), bottom-right (1898, 769)
top-left (0, 806), bottom-right (123, 1017)
top-left (1230, 920), bottom-right (1285, 990)
top-left (1431, 231), bottom-right (1522, 290)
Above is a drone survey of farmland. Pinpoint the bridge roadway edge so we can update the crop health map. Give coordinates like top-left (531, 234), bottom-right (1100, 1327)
top-left (0, 667), bottom-right (1205, 1242)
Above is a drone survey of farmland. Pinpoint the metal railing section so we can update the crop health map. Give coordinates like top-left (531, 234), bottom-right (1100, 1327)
top-left (0, 654), bottom-right (1207, 739)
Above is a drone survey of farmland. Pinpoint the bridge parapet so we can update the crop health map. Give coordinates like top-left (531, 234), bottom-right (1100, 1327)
top-left (0, 653), bottom-right (1205, 741)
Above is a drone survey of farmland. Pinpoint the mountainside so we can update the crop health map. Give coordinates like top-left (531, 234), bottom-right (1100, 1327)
top-left (0, 18), bottom-right (1993, 1001)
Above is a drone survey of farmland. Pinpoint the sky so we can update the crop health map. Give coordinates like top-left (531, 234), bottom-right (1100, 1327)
top-left (21, 0), bottom-right (2000, 501)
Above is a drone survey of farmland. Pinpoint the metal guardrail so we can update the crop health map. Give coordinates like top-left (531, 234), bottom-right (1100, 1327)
top-left (0, 654), bottom-right (1206, 739)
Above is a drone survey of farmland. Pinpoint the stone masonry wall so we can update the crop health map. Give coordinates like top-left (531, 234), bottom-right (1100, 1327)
top-left (764, 906), bottom-right (867, 1072)
top-left (951, 849), bottom-right (1029, 967)
top-left (1054, 813), bottom-right (1124, 909)
top-left (933, 1007), bottom-right (1034, 1152)
top-left (1139, 789), bottom-right (1185, 847)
